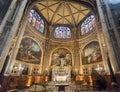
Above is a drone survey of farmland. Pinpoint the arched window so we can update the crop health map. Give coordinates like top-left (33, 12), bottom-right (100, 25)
top-left (80, 15), bottom-right (96, 35)
top-left (28, 9), bottom-right (45, 33)
top-left (54, 26), bottom-right (71, 39)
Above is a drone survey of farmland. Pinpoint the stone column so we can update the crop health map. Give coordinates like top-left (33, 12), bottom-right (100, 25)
top-left (96, 0), bottom-right (119, 73)
top-left (0, 0), bottom-right (18, 35)
top-left (0, 0), bottom-right (28, 72)
top-left (104, 0), bottom-right (120, 48)
top-left (5, 16), bottom-right (28, 74)
top-left (73, 27), bottom-right (80, 74)
top-left (96, 23), bottom-right (109, 73)
top-left (43, 25), bottom-right (52, 69)
top-left (79, 49), bottom-right (83, 75)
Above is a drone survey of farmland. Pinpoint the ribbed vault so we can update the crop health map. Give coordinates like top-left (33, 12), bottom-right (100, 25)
top-left (35, 0), bottom-right (91, 26)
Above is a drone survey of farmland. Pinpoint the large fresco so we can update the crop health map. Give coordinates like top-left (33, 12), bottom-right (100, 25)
top-left (82, 42), bottom-right (102, 65)
top-left (16, 38), bottom-right (41, 64)
top-left (51, 48), bottom-right (72, 67)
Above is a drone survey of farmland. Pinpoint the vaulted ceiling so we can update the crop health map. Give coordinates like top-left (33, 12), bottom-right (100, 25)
top-left (34, 0), bottom-right (95, 26)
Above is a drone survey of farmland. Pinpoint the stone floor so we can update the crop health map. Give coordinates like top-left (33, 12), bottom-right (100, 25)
top-left (7, 90), bottom-right (110, 92)
top-left (7, 85), bottom-right (111, 92)
top-left (7, 82), bottom-right (112, 92)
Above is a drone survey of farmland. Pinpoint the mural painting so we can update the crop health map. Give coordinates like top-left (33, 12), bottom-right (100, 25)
top-left (16, 38), bottom-right (41, 64)
top-left (51, 48), bottom-right (72, 67)
top-left (82, 42), bottom-right (102, 65)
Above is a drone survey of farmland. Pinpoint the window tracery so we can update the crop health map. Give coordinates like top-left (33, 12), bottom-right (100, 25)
top-left (80, 15), bottom-right (96, 35)
top-left (28, 9), bottom-right (45, 33)
top-left (54, 26), bottom-right (71, 39)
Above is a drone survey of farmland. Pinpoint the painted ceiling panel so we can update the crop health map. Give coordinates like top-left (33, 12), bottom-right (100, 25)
top-left (48, 10), bottom-right (54, 21)
top-left (36, 0), bottom-right (91, 26)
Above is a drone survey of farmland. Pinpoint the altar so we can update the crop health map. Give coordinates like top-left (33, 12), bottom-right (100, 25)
top-left (52, 66), bottom-right (71, 82)
top-left (51, 50), bottom-right (72, 83)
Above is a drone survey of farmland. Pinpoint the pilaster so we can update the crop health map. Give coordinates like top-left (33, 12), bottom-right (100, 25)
top-left (0, 0), bottom-right (28, 72)
top-left (96, 0), bottom-right (119, 73)
top-left (0, 0), bottom-right (18, 35)
top-left (73, 27), bottom-right (80, 73)
top-left (96, 22), bottom-right (109, 73)
top-left (5, 16), bottom-right (28, 74)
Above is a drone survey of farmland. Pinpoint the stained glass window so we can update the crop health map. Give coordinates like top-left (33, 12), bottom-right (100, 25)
top-left (80, 15), bottom-right (96, 35)
top-left (28, 9), bottom-right (45, 33)
top-left (54, 26), bottom-right (71, 39)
